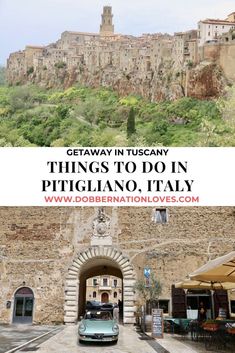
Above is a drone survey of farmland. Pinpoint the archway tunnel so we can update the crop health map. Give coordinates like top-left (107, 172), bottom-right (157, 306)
top-left (64, 247), bottom-right (136, 325)
top-left (78, 257), bottom-right (123, 319)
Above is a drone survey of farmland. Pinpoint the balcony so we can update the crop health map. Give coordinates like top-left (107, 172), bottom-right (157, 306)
top-left (98, 285), bottom-right (112, 291)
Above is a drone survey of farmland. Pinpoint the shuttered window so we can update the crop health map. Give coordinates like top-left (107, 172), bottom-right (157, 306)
top-left (152, 209), bottom-right (168, 224)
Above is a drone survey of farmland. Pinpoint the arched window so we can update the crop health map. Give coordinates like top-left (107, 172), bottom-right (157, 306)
top-left (13, 287), bottom-right (34, 324)
top-left (114, 291), bottom-right (117, 298)
top-left (93, 291), bottom-right (96, 298)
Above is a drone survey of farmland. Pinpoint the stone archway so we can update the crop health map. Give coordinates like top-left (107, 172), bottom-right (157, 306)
top-left (64, 247), bottom-right (136, 325)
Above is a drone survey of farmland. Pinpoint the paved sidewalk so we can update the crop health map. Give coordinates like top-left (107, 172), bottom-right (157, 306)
top-left (5, 325), bottom-right (228, 353)
top-left (158, 334), bottom-right (201, 353)
top-left (16, 325), bottom-right (157, 353)
top-left (153, 333), bottom-right (230, 353)
top-left (0, 325), bottom-right (61, 353)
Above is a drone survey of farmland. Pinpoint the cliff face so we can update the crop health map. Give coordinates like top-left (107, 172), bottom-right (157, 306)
top-left (187, 62), bottom-right (227, 99)
top-left (8, 60), bottom-right (227, 101)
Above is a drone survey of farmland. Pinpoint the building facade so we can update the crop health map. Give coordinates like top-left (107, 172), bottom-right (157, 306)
top-left (198, 17), bottom-right (235, 47)
top-left (86, 275), bottom-right (122, 303)
top-left (0, 207), bottom-right (235, 325)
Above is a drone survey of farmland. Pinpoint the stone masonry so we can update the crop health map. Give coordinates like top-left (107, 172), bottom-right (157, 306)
top-left (0, 207), bottom-right (235, 325)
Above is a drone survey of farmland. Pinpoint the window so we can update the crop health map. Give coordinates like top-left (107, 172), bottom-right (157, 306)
top-left (208, 32), bottom-right (211, 36)
top-left (152, 209), bottom-right (168, 224)
top-left (93, 291), bottom-right (96, 298)
top-left (114, 292), bottom-right (117, 298)
top-left (231, 300), bottom-right (235, 314)
top-left (93, 278), bottom-right (98, 286)
top-left (113, 279), bottom-right (117, 287)
top-left (158, 300), bottom-right (169, 314)
top-left (103, 278), bottom-right (108, 286)
top-left (187, 296), bottom-right (198, 309)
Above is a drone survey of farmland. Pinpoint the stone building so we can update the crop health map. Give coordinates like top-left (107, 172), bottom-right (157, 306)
top-left (198, 15), bottom-right (235, 47)
top-left (9, 6), bottom-right (220, 101)
top-left (86, 275), bottom-right (122, 303)
top-left (100, 6), bottom-right (114, 36)
top-left (7, 7), bottom-right (235, 100)
top-left (0, 207), bottom-right (235, 325)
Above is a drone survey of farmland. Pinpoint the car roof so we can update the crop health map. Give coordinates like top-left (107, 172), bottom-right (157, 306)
top-left (85, 310), bottom-right (112, 315)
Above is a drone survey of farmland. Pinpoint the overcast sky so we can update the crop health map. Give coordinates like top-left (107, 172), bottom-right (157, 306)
top-left (0, 0), bottom-right (234, 65)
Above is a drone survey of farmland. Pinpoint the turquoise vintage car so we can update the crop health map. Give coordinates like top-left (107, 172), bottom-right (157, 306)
top-left (78, 310), bottom-right (119, 343)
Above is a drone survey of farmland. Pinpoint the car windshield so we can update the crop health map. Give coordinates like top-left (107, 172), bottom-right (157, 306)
top-left (84, 311), bottom-right (112, 321)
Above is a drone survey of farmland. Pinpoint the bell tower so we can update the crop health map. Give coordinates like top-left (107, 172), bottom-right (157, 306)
top-left (100, 6), bottom-right (114, 35)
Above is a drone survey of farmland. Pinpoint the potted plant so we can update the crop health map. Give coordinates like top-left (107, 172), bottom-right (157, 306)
top-left (202, 319), bottom-right (219, 331)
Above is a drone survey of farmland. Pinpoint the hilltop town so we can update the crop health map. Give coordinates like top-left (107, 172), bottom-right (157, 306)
top-left (6, 7), bottom-right (235, 100)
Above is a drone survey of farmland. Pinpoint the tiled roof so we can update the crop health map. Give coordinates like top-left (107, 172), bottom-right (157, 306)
top-left (200, 19), bottom-right (235, 25)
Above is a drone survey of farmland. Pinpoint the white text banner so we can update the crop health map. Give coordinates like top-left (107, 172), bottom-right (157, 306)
top-left (0, 147), bottom-right (234, 206)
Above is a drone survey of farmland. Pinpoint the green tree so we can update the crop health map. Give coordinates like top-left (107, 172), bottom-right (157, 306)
top-left (56, 104), bottom-right (70, 119)
top-left (0, 67), bottom-right (6, 86)
top-left (127, 107), bottom-right (136, 137)
top-left (134, 273), bottom-right (162, 312)
top-left (9, 87), bottom-right (34, 111)
top-left (76, 97), bottom-right (103, 126)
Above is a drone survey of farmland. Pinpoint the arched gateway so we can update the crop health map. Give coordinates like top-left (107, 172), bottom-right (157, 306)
top-left (64, 247), bottom-right (136, 324)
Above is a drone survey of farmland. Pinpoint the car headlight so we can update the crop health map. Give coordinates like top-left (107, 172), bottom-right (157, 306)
top-left (112, 324), bottom-right (119, 333)
top-left (78, 323), bottom-right (86, 333)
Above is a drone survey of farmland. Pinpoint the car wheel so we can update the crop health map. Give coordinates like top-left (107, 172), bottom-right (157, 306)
top-left (113, 339), bottom-right (118, 344)
top-left (79, 339), bottom-right (84, 344)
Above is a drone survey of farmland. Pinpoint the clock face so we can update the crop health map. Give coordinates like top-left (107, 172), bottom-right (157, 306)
top-left (96, 222), bottom-right (107, 235)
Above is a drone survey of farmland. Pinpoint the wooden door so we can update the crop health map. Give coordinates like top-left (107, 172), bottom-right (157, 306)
top-left (101, 292), bottom-right (109, 303)
top-left (171, 285), bottom-right (186, 318)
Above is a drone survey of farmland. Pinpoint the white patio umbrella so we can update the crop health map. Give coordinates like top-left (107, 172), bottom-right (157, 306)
top-left (175, 279), bottom-right (235, 291)
top-left (189, 252), bottom-right (235, 283)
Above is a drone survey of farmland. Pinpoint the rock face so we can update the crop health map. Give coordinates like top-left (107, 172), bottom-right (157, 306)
top-left (187, 62), bottom-right (227, 99)
top-left (6, 29), bottom-right (229, 100)
top-left (7, 58), bottom-right (226, 101)
top-left (1, 207), bottom-right (235, 324)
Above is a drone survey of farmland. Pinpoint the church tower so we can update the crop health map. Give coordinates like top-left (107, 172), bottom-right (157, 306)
top-left (100, 6), bottom-right (114, 35)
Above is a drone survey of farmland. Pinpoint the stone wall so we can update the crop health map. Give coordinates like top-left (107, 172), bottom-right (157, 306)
top-left (200, 43), bottom-right (235, 82)
top-left (0, 207), bottom-right (235, 324)
top-left (219, 44), bottom-right (235, 81)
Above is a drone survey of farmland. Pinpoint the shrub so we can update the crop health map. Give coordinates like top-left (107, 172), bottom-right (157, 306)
top-left (55, 61), bottom-right (66, 69)
top-left (27, 66), bottom-right (34, 75)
